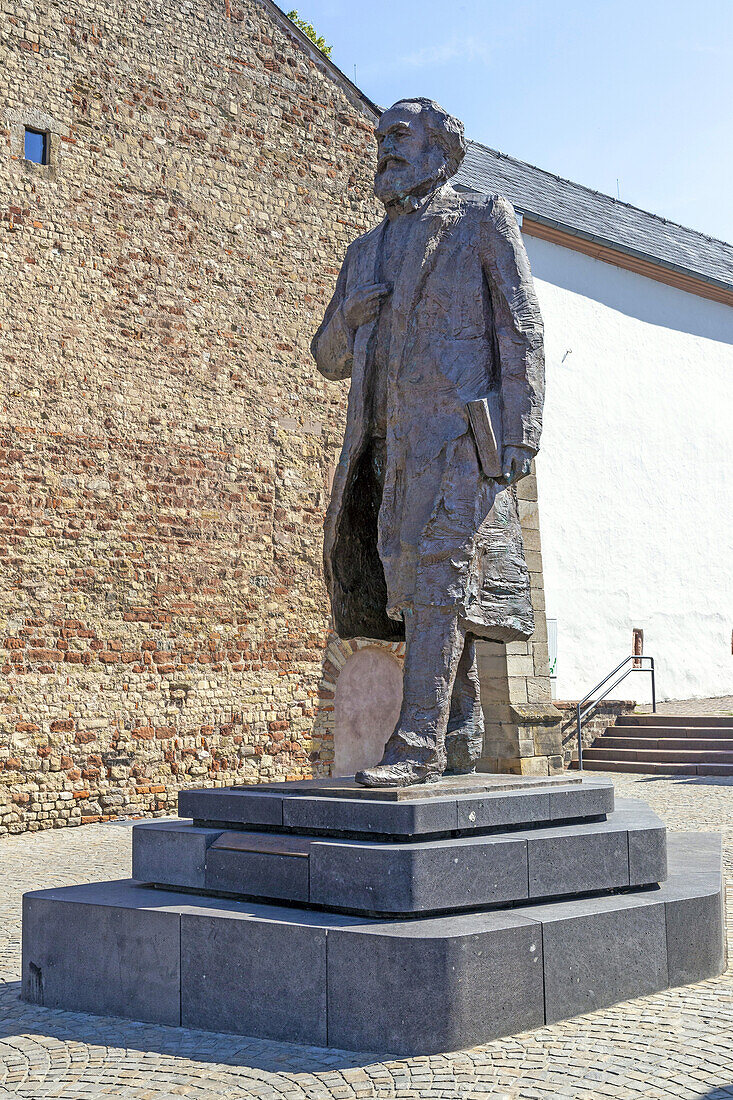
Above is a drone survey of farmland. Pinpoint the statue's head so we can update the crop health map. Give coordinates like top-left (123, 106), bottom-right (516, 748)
top-left (374, 98), bottom-right (465, 208)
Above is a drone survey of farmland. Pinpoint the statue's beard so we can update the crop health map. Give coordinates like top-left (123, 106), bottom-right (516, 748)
top-left (374, 151), bottom-right (446, 207)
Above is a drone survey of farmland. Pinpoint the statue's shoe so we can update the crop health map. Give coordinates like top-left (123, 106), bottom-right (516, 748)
top-left (354, 761), bottom-right (444, 788)
top-left (445, 717), bottom-right (483, 776)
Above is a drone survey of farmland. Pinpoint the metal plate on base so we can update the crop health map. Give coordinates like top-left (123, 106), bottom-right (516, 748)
top-left (240, 773), bottom-right (582, 802)
top-left (210, 832), bottom-right (312, 857)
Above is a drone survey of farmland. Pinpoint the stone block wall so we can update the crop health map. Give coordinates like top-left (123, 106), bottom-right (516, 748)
top-left (477, 467), bottom-right (563, 776)
top-left (0, 0), bottom-right (381, 833)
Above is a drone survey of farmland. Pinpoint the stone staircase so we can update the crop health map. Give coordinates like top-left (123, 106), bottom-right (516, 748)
top-left (578, 714), bottom-right (733, 775)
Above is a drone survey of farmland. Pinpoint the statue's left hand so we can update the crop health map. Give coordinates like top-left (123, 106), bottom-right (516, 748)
top-left (500, 445), bottom-right (534, 485)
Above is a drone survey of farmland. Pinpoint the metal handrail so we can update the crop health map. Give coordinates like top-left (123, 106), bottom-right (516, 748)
top-left (576, 655), bottom-right (656, 769)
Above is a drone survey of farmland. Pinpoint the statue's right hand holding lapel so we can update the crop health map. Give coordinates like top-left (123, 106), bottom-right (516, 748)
top-left (342, 283), bottom-right (391, 331)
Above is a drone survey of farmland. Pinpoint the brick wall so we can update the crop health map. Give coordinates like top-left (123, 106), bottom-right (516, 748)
top-left (0, 0), bottom-right (381, 833)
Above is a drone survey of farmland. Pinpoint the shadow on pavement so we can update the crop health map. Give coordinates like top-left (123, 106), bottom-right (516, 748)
top-left (629, 775), bottom-right (733, 788)
top-left (0, 979), bottom-right (388, 1074)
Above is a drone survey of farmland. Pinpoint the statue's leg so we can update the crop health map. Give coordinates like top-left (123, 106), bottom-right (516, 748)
top-left (355, 607), bottom-right (464, 788)
top-left (445, 633), bottom-right (484, 774)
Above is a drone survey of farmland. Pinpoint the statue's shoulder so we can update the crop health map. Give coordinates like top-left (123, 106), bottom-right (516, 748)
top-left (451, 188), bottom-right (517, 226)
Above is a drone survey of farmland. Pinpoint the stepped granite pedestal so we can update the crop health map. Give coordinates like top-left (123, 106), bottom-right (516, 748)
top-left (22, 774), bottom-right (725, 1055)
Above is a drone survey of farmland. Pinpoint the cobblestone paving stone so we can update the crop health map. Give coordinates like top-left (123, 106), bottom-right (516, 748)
top-left (634, 697), bottom-right (733, 716)
top-left (0, 773), bottom-right (731, 1099)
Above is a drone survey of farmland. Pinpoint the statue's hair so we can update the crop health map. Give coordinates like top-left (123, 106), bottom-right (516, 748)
top-left (388, 97), bottom-right (466, 178)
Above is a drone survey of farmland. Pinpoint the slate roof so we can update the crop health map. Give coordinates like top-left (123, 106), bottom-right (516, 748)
top-left (266, 1), bottom-right (731, 294)
top-left (455, 140), bottom-right (733, 293)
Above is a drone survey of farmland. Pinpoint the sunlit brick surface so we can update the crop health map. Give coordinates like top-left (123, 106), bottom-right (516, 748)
top-left (0, 0), bottom-right (382, 834)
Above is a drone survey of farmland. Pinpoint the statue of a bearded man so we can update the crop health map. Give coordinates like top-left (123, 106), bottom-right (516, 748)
top-left (312, 98), bottom-right (545, 787)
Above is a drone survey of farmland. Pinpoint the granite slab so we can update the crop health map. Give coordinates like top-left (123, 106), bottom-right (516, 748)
top-left (180, 906), bottom-right (328, 1044)
top-left (22, 882), bottom-right (181, 1026)
top-left (132, 819), bottom-right (222, 889)
top-left (326, 909), bottom-right (545, 1054)
top-left (178, 774), bottom-right (614, 840)
top-left (21, 830), bottom-right (724, 1055)
top-left (250, 773), bottom-right (581, 801)
top-left (132, 798), bottom-right (666, 915)
top-left (205, 842), bottom-right (310, 903)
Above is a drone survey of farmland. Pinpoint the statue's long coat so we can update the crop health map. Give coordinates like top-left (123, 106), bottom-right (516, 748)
top-left (312, 185), bottom-right (544, 643)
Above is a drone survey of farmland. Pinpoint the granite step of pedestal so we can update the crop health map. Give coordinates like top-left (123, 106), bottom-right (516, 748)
top-left (606, 724), bottom-right (733, 739)
top-left (616, 715), bottom-right (733, 727)
top-left (21, 832), bottom-right (724, 1056)
top-left (132, 797), bottom-right (666, 916)
top-left (599, 735), bottom-right (733, 751)
top-left (177, 775), bottom-right (615, 840)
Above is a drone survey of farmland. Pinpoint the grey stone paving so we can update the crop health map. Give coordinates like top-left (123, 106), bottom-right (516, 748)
top-left (634, 696), bottom-right (733, 716)
top-left (0, 772), bottom-right (731, 1098)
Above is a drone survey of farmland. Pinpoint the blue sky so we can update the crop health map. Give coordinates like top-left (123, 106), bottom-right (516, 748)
top-left (291, 0), bottom-right (733, 243)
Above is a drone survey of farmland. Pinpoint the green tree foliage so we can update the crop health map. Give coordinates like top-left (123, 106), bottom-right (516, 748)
top-left (286, 10), bottom-right (332, 57)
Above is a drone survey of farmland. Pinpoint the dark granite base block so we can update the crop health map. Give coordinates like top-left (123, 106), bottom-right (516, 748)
top-left (131, 798), bottom-right (666, 915)
top-left (662, 833), bottom-right (726, 986)
top-left (181, 908), bottom-right (328, 1044)
top-left (22, 883), bottom-right (181, 1026)
top-left (132, 820), bottom-right (221, 889)
top-left (529, 894), bottom-right (669, 1023)
top-left (524, 824), bottom-right (629, 897)
top-left (179, 788), bottom-right (282, 827)
top-left (309, 832), bottom-right (530, 913)
top-left (206, 844), bottom-right (310, 902)
top-left (21, 832), bottom-right (724, 1055)
top-left (327, 911), bottom-right (544, 1054)
top-left (178, 775), bottom-right (614, 839)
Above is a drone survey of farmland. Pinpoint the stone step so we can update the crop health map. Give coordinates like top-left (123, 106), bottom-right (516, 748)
top-left (616, 714), bottom-right (733, 727)
top-left (573, 759), bottom-right (733, 776)
top-left (21, 832), bottom-right (725, 1056)
top-left (132, 798), bottom-right (666, 917)
top-left (585, 711), bottom-right (733, 774)
top-left (607, 724), bottom-right (733, 739)
top-left (584, 746), bottom-right (733, 765)
top-left (599, 735), bottom-right (733, 751)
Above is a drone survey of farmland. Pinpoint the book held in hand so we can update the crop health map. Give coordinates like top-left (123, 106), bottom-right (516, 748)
top-left (467, 395), bottom-right (503, 480)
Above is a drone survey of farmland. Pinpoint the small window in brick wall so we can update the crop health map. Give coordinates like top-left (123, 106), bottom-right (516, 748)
top-left (24, 128), bottom-right (49, 164)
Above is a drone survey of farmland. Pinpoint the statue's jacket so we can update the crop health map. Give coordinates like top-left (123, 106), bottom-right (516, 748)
top-left (312, 185), bottom-right (545, 644)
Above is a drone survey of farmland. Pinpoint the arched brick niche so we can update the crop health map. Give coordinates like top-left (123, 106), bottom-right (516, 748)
top-left (319, 599), bottom-right (559, 779)
top-left (329, 640), bottom-right (405, 777)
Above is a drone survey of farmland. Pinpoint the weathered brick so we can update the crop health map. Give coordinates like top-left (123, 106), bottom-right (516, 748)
top-left (0, 0), bottom-right (374, 834)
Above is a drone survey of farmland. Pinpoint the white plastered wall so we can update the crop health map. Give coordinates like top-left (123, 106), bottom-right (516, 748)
top-left (523, 235), bottom-right (733, 702)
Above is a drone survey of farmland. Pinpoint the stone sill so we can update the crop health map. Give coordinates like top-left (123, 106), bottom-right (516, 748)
top-left (510, 703), bottom-right (563, 727)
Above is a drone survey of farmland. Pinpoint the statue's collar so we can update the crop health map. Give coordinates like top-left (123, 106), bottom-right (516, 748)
top-left (384, 181), bottom-right (447, 222)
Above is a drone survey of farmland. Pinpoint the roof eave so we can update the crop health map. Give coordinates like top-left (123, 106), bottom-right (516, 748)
top-left (525, 212), bottom-right (733, 294)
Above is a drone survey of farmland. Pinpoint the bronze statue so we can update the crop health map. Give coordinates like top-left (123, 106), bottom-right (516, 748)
top-left (312, 98), bottom-right (545, 787)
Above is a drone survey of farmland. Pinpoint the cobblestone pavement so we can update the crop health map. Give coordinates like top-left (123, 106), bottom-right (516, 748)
top-left (635, 697), bottom-right (733, 716)
top-left (0, 773), bottom-right (731, 1099)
